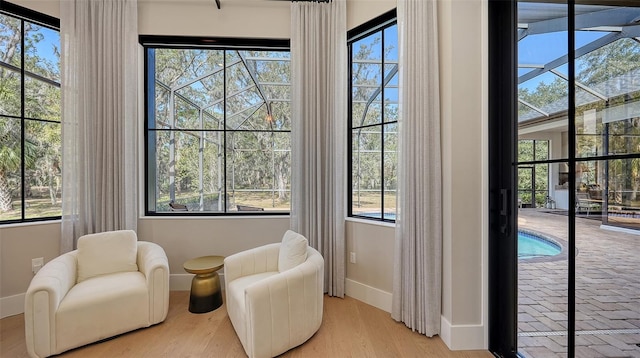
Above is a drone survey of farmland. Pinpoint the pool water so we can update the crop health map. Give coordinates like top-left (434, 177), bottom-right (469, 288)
top-left (357, 212), bottom-right (397, 220)
top-left (518, 231), bottom-right (562, 259)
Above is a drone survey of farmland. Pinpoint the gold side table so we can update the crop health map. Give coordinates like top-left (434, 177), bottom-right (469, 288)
top-left (183, 255), bottom-right (225, 313)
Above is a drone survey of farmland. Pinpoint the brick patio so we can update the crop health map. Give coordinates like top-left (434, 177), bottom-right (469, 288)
top-left (517, 210), bottom-right (640, 358)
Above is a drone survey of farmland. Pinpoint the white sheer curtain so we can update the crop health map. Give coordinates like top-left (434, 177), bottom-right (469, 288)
top-left (392, 0), bottom-right (442, 336)
top-left (290, 0), bottom-right (347, 297)
top-left (60, 0), bottom-right (138, 253)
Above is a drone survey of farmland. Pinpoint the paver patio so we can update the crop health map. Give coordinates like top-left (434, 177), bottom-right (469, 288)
top-left (517, 209), bottom-right (640, 358)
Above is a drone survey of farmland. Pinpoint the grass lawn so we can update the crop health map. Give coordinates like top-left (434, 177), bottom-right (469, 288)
top-left (0, 197), bottom-right (61, 221)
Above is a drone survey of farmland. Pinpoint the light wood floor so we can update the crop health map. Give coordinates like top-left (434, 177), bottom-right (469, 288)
top-left (1, 291), bottom-right (492, 357)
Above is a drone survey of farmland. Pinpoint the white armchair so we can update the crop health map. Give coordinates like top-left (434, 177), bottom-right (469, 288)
top-left (224, 230), bottom-right (324, 358)
top-left (24, 230), bottom-right (169, 358)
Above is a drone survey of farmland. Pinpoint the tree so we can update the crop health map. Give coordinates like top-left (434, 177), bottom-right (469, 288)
top-left (151, 48), bottom-right (292, 211)
top-left (577, 38), bottom-right (640, 87)
top-left (350, 29), bottom-right (399, 212)
top-left (0, 15), bottom-right (61, 215)
top-left (519, 35), bottom-right (640, 206)
top-left (0, 119), bottom-right (37, 212)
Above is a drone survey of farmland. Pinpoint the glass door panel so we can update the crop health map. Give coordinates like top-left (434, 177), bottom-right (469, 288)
top-left (517, 2), bottom-right (570, 356)
top-left (517, 160), bottom-right (570, 357)
top-left (575, 159), bottom-right (640, 356)
top-left (574, 2), bottom-right (640, 354)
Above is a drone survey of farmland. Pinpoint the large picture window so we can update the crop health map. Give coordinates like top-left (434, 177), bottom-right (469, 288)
top-left (143, 37), bottom-right (291, 214)
top-left (348, 11), bottom-right (398, 222)
top-left (0, 4), bottom-right (61, 224)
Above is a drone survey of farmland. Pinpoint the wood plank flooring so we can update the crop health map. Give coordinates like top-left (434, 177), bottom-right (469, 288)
top-left (1, 291), bottom-right (492, 357)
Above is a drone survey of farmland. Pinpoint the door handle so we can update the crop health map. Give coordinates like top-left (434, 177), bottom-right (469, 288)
top-left (500, 189), bottom-right (510, 235)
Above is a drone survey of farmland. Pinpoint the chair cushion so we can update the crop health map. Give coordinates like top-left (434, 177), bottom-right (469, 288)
top-left (77, 230), bottom-right (138, 283)
top-left (226, 271), bottom-right (279, 350)
top-left (56, 271), bottom-right (149, 353)
top-left (278, 230), bottom-right (308, 272)
top-left (228, 272), bottom-right (280, 312)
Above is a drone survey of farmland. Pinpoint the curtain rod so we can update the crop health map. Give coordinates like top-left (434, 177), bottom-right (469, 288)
top-left (214, 0), bottom-right (330, 9)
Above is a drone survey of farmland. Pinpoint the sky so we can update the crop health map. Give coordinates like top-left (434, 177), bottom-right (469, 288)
top-left (518, 30), bottom-right (608, 91)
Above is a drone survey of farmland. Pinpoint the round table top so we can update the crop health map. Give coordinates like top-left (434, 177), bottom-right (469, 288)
top-left (183, 255), bottom-right (225, 275)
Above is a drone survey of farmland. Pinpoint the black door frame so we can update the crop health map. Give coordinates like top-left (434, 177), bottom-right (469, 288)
top-left (488, 0), bottom-right (519, 356)
top-left (488, 1), bottom-right (578, 356)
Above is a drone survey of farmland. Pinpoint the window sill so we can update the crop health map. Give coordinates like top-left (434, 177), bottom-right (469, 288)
top-left (345, 216), bottom-right (396, 228)
top-left (140, 214), bottom-right (290, 220)
top-left (0, 219), bottom-right (62, 228)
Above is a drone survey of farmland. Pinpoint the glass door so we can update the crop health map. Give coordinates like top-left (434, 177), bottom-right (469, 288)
top-left (490, 1), bottom-right (640, 357)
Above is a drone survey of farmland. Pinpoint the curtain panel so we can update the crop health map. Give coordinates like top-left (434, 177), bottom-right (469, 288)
top-left (290, 0), bottom-right (347, 297)
top-left (60, 0), bottom-right (138, 252)
top-left (392, 0), bottom-right (443, 336)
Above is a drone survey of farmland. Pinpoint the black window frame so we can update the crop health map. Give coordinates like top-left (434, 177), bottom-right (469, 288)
top-left (141, 35), bottom-right (292, 216)
top-left (347, 9), bottom-right (398, 223)
top-left (0, 1), bottom-right (61, 225)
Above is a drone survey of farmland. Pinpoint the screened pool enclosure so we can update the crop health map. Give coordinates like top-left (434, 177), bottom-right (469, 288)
top-left (517, 3), bottom-right (640, 229)
top-left (144, 44), bottom-right (291, 213)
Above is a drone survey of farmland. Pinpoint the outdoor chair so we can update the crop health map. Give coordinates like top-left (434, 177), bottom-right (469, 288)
top-left (169, 201), bottom-right (188, 211)
top-left (576, 192), bottom-right (601, 216)
top-left (236, 204), bottom-right (264, 211)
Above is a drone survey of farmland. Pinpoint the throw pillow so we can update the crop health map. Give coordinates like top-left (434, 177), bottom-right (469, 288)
top-left (77, 230), bottom-right (138, 282)
top-left (278, 230), bottom-right (308, 272)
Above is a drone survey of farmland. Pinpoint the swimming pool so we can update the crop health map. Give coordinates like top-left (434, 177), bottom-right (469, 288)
top-left (518, 231), bottom-right (562, 259)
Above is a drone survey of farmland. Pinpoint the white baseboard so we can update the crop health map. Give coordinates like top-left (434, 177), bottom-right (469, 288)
top-left (1, 293), bottom-right (25, 319)
top-left (345, 278), bottom-right (392, 313)
top-left (170, 273), bottom-right (225, 292)
top-left (440, 316), bottom-right (486, 350)
top-left (170, 274), bottom-right (193, 291)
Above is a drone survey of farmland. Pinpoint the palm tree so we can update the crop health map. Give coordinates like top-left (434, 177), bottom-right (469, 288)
top-left (0, 119), bottom-right (36, 212)
top-left (0, 119), bottom-right (21, 212)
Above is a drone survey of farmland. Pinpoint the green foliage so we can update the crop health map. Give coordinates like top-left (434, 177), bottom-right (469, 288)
top-left (577, 38), bottom-right (640, 86)
top-left (518, 140), bottom-right (549, 207)
top-left (351, 26), bottom-right (399, 212)
top-left (152, 48), bottom-right (291, 210)
top-left (518, 77), bottom-right (567, 116)
top-left (0, 14), bottom-right (61, 216)
top-left (519, 35), bottom-right (640, 207)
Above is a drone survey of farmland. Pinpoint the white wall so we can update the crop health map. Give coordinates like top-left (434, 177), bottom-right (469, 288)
top-left (138, 0), bottom-right (290, 38)
top-left (0, 222), bottom-right (61, 318)
top-left (137, 217), bottom-right (290, 289)
top-left (439, 0), bottom-right (487, 350)
top-left (1, 0), bottom-right (489, 351)
top-left (8, 0), bottom-right (59, 17)
top-left (345, 220), bottom-right (394, 312)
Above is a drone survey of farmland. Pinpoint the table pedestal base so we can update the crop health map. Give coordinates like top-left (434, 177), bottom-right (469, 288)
top-left (189, 271), bottom-right (222, 313)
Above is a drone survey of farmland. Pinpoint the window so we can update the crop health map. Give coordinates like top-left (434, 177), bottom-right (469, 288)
top-left (0, 4), bottom-right (61, 224)
top-left (517, 139), bottom-right (549, 208)
top-left (142, 37), bottom-right (291, 214)
top-left (348, 10), bottom-right (398, 222)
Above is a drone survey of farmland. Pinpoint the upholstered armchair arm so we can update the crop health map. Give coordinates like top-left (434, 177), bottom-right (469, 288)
top-left (24, 251), bottom-right (78, 358)
top-left (137, 241), bottom-right (169, 324)
top-left (224, 243), bottom-right (280, 284)
top-left (243, 248), bottom-right (324, 358)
